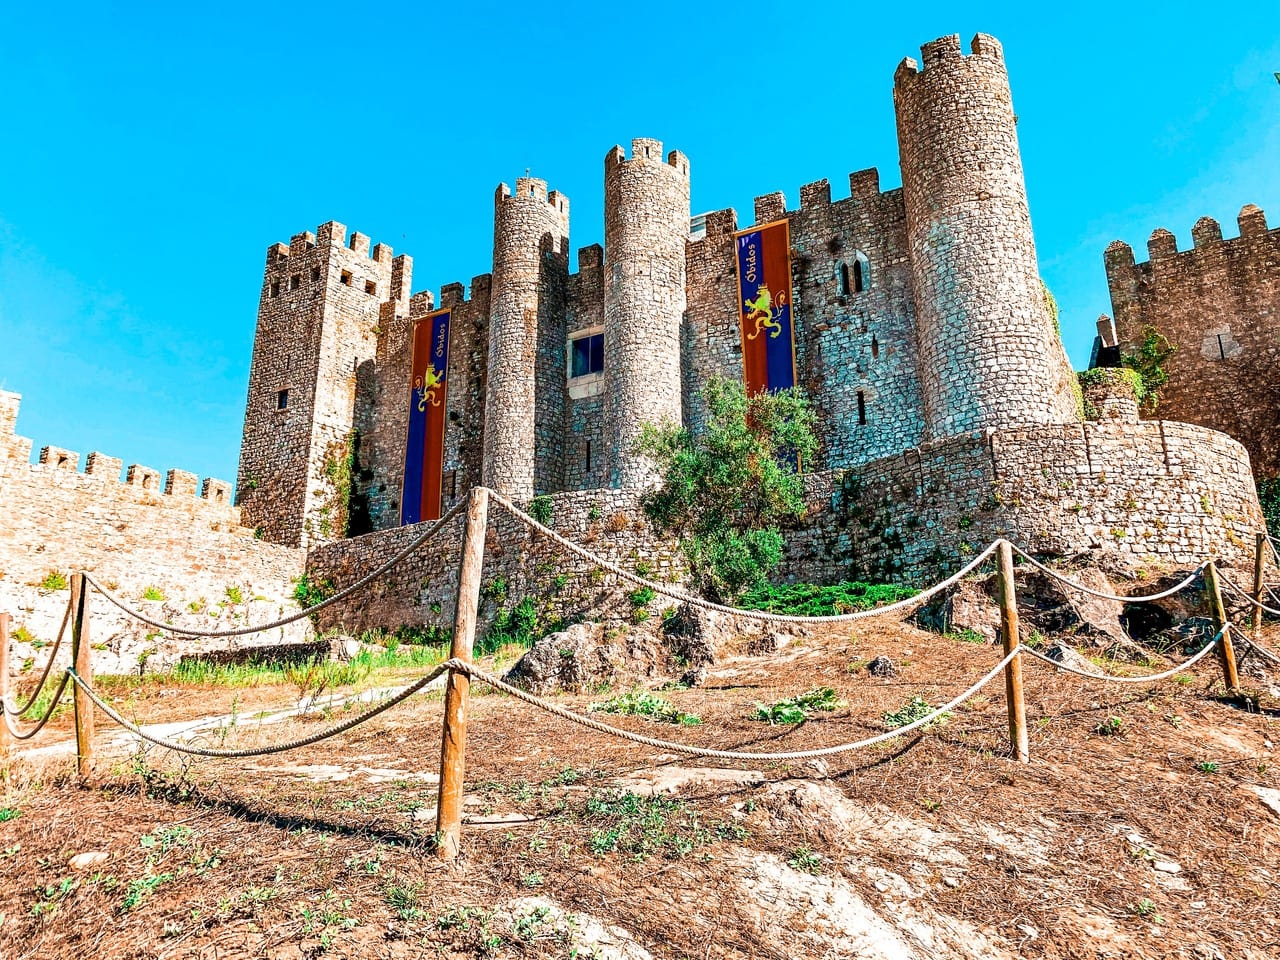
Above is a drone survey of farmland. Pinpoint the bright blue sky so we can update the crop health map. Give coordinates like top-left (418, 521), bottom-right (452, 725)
top-left (1, 2), bottom-right (1276, 488)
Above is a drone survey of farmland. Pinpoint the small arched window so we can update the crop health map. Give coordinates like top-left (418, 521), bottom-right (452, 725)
top-left (857, 390), bottom-right (867, 426)
top-left (871, 335), bottom-right (879, 360)
top-left (853, 251), bottom-right (870, 293)
top-left (835, 261), bottom-right (850, 296)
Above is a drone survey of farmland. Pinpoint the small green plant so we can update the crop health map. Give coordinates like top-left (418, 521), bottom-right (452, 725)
top-left (292, 573), bottom-right (335, 609)
top-left (30, 878), bottom-right (77, 917)
top-left (528, 495), bottom-right (554, 525)
top-left (882, 696), bottom-right (948, 730)
top-left (384, 880), bottom-right (425, 920)
top-left (629, 586), bottom-right (655, 608)
top-left (224, 584), bottom-right (244, 605)
top-left (0, 807), bottom-right (21, 822)
top-left (739, 580), bottom-right (914, 616)
top-left (39, 570), bottom-right (68, 591)
top-left (946, 627), bottom-right (986, 645)
top-left (1095, 716), bottom-right (1126, 737)
top-left (521, 871), bottom-right (544, 888)
top-left (1121, 325), bottom-right (1175, 412)
top-left (121, 872), bottom-right (174, 911)
top-left (142, 586), bottom-right (165, 601)
top-left (788, 847), bottom-right (823, 874)
top-left (590, 688), bottom-right (701, 725)
top-left (1196, 761), bottom-right (1220, 774)
top-left (752, 687), bottom-right (844, 725)
top-left (583, 791), bottom-right (711, 860)
top-left (1130, 898), bottom-right (1163, 923)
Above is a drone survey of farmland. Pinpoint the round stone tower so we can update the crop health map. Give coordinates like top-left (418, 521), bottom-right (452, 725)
top-left (483, 178), bottom-right (569, 499)
top-left (894, 34), bottom-right (1077, 437)
top-left (603, 139), bottom-right (691, 488)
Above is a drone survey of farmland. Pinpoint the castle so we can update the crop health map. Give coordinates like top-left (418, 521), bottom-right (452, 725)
top-left (0, 33), bottom-right (1266, 649)
top-left (237, 33), bottom-right (1081, 549)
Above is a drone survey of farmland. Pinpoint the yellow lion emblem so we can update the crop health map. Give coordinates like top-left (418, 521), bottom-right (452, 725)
top-left (414, 365), bottom-right (443, 413)
top-left (744, 283), bottom-right (785, 340)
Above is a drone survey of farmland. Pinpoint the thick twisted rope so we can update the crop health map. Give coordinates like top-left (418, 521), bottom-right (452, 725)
top-left (5, 596), bottom-right (71, 717)
top-left (489, 491), bottom-right (999, 624)
top-left (67, 663), bottom-right (452, 758)
top-left (456, 652), bottom-right (1017, 760)
top-left (1018, 630), bottom-right (1223, 683)
top-left (67, 652), bottom-right (1012, 762)
top-left (1218, 572), bottom-right (1280, 616)
top-left (83, 499), bottom-right (466, 638)
top-left (1007, 545), bottom-right (1206, 603)
top-left (3, 672), bottom-right (72, 741)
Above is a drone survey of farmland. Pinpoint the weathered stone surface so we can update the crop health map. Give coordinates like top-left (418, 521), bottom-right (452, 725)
top-left (1107, 205), bottom-right (1280, 481)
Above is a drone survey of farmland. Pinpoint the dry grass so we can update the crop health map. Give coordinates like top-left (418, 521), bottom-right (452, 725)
top-left (2, 618), bottom-right (1279, 959)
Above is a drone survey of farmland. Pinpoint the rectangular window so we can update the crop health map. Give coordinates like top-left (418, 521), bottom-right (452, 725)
top-left (570, 333), bottom-right (605, 378)
top-left (276, 388), bottom-right (289, 410)
top-left (340, 270), bottom-right (352, 286)
top-left (365, 280), bottom-right (377, 296)
top-left (289, 274), bottom-right (301, 290)
top-left (270, 280), bottom-right (281, 297)
top-left (310, 266), bottom-right (321, 282)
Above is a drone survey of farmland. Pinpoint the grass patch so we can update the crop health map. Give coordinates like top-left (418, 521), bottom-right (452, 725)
top-left (738, 580), bottom-right (914, 617)
top-left (141, 586), bottom-right (165, 601)
top-left (39, 570), bottom-right (68, 591)
top-left (882, 695), bottom-right (948, 730)
top-left (590, 688), bottom-right (701, 726)
top-left (584, 791), bottom-right (712, 860)
top-left (752, 687), bottom-right (844, 724)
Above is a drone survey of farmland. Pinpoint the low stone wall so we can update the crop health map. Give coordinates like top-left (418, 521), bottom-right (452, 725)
top-left (787, 420), bottom-right (1263, 583)
top-left (0, 391), bottom-right (308, 675)
top-left (306, 420), bottom-right (1263, 636)
top-left (306, 488), bottom-right (683, 638)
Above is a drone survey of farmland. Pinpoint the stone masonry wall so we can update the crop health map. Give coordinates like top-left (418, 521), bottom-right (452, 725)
top-left (894, 34), bottom-right (1078, 437)
top-left (306, 488), bottom-right (683, 641)
top-left (1105, 206), bottom-right (1280, 479)
top-left (0, 391), bottom-right (303, 606)
top-left (603, 140), bottom-right (691, 487)
top-left (684, 173), bottom-right (926, 469)
top-left (787, 421), bottom-right (1263, 584)
top-left (238, 220), bottom-right (408, 547)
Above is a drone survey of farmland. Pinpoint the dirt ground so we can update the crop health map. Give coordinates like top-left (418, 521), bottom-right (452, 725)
top-left (2, 617), bottom-right (1278, 959)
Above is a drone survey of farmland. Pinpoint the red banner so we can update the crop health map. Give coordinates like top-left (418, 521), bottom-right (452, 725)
top-left (735, 220), bottom-right (796, 395)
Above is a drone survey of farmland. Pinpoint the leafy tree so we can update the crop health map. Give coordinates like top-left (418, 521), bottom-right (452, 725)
top-left (636, 376), bottom-right (818, 601)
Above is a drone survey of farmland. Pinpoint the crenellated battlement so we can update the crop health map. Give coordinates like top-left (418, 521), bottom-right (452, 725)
top-left (266, 221), bottom-right (396, 270)
top-left (746, 167), bottom-right (900, 229)
top-left (496, 178), bottom-right (571, 219)
top-left (894, 32), bottom-right (1004, 85)
top-left (437, 275), bottom-right (493, 311)
top-left (1107, 205), bottom-right (1276, 274)
top-left (0, 392), bottom-right (241, 521)
top-left (605, 139), bottom-right (689, 179)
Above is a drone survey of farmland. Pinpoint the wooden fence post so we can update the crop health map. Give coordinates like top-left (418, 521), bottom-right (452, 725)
top-left (1251, 532), bottom-right (1267, 639)
top-left (70, 574), bottom-right (95, 779)
top-left (435, 487), bottom-right (489, 860)
top-left (0, 612), bottom-right (11, 756)
top-left (1204, 561), bottom-right (1240, 693)
top-left (997, 541), bottom-right (1029, 763)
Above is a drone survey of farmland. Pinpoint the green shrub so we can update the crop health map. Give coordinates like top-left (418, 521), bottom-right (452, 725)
top-left (1120, 325), bottom-right (1175, 412)
top-left (479, 596), bottom-right (551, 655)
top-left (637, 376), bottom-right (818, 602)
top-left (292, 573), bottom-right (335, 609)
top-left (882, 696), bottom-right (948, 730)
top-left (590, 688), bottom-right (700, 725)
top-left (738, 580), bottom-right (914, 616)
top-left (39, 571), bottom-right (68, 591)
top-left (528, 495), bottom-right (554, 526)
top-left (142, 586), bottom-right (165, 602)
top-left (753, 687), bottom-right (844, 724)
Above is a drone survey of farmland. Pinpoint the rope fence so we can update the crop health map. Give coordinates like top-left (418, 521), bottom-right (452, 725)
top-left (2, 485), bottom-right (1273, 858)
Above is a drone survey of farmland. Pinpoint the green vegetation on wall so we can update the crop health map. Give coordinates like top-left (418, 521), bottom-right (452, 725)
top-left (1120, 325), bottom-right (1175, 412)
top-left (637, 376), bottom-right (818, 601)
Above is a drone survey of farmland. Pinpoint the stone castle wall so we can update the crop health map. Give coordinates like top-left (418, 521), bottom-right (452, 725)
top-left (893, 34), bottom-right (1078, 437)
top-left (0, 392), bottom-right (303, 601)
top-left (1105, 206), bottom-right (1280, 480)
top-left (306, 488), bottom-right (683, 640)
top-left (304, 415), bottom-right (1260, 638)
top-left (238, 221), bottom-right (410, 547)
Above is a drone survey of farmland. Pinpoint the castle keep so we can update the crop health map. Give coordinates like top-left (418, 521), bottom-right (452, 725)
top-left (234, 33), bottom-right (1263, 622)
top-left (238, 33), bottom-right (1083, 548)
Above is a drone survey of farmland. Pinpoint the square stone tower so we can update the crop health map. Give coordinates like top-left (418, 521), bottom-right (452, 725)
top-left (237, 221), bottom-right (411, 547)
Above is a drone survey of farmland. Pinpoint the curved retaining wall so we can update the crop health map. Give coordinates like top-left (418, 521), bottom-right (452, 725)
top-left (789, 420), bottom-right (1263, 583)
